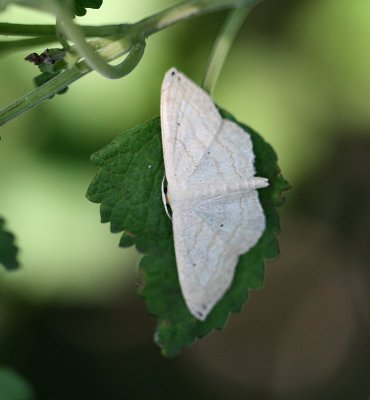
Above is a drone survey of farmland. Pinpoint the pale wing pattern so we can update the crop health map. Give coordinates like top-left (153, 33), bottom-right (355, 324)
top-left (160, 68), bottom-right (269, 321)
top-left (161, 68), bottom-right (222, 183)
top-left (186, 119), bottom-right (257, 186)
top-left (193, 190), bottom-right (266, 254)
top-left (172, 206), bottom-right (238, 320)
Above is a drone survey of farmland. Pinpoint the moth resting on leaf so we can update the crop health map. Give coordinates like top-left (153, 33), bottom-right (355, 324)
top-left (160, 68), bottom-right (269, 321)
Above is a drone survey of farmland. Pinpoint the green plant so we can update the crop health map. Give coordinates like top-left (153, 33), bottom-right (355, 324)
top-left (0, 367), bottom-right (34, 400)
top-left (0, 0), bottom-right (289, 355)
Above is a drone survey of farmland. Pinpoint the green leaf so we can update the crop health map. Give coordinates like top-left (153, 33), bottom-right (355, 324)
top-left (73, 0), bottom-right (103, 17)
top-left (0, 217), bottom-right (20, 270)
top-left (0, 0), bottom-right (103, 16)
top-left (87, 111), bottom-right (289, 356)
top-left (0, 367), bottom-right (34, 400)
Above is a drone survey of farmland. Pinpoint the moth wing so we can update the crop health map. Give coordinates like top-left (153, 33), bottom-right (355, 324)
top-left (186, 118), bottom-right (258, 186)
top-left (160, 68), bottom-right (222, 184)
top-left (172, 205), bottom-right (238, 321)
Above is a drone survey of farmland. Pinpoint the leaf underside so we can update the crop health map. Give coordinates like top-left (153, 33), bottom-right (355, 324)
top-left (86, 110), bottom-right (289, 356)
top-left (0, 217), bottom-right (20, 271)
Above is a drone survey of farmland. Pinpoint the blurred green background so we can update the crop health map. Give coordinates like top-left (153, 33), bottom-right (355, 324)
top-left (0, 0), bottom-right (369, 399)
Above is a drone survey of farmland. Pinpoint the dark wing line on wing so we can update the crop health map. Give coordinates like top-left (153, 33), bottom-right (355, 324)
top-left (185, 119), bottom-right (250, 184)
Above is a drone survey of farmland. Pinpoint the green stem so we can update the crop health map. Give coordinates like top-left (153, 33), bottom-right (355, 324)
top-left (49, 0), bottom-right (143, 79)
top-left (0, 23), bottom-right (56, 37)
top-left (0, 0), bottom-right (259, 125)
top-left (56, 18), bottom-right (70, 50)
top-left (0, 37), bottom-right (56, 55)
top-left (135, 0), bottom-right (250, 36)
top-left (0, 22), bottom-right (129, 38)
top-left (0, 35), bottom-right (131, 125)
top-left (50, 0), bottom-right (251, 79)
top-left (0, 68), bottom-right (84, 124)
top-left (0, 34), bottom-right (143, 125)
top-left (202, 0), bottom-right (258, 95)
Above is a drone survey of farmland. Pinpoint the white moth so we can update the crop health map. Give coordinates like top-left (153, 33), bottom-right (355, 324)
top-left (160, 68), bottom-right (269, 321)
